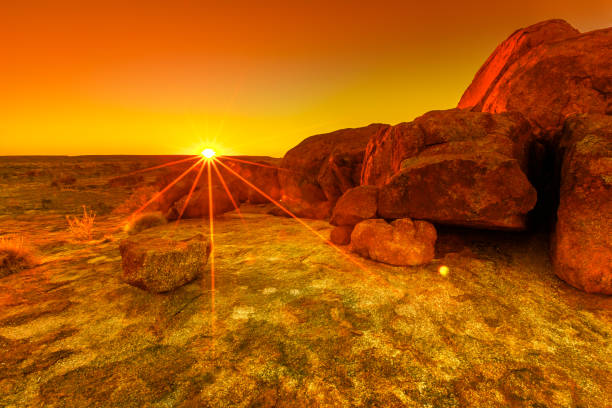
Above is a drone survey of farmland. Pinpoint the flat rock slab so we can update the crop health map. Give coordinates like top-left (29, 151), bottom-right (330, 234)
top-left (119, 226), bottom-right (210, 292)
top-left (0, 156), bottom-right (611, 407)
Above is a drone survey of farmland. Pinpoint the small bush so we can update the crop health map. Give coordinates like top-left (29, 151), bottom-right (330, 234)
top-left (124, 212), bottom-right (166, 235)
top-left (0, 236), bottom-right (38, 278)
top-left (66, 206), bottom-right (96, 241)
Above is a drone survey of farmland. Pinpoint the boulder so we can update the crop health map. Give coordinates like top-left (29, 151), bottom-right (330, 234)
top-left (351, 218), bottom-right (437, 266)
top-left (329, 225), bottom-right (354, 245)
top-left (362, 109), bottom-right (537, 230)
top-left (220, 156), bottom-right (282, 204)
top-left (279, 124), bottom-right (389, 218)
top-left (552, 114), bottom-right (612, 294)
top-left (154, 156), bottom-right (280, 214)
top-left (119, 229), bottom-right (210, 293)
top-left (458, 19), bottom-right (580, 111)
top-left (459, 20), bottom-right (612, 139)
top-left (330, 185), bottom-right (378, 226)
top-left (165, 186), bottom-right (238, 220)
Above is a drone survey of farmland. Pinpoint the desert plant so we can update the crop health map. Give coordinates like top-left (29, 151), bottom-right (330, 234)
top-left (0, 235), bottom-right (38, 278)
top-left (124, 212), bottom-right (167, 235)
top-left (66, 206), bottom-right (96, 241)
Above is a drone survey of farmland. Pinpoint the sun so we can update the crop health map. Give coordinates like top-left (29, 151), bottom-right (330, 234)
top-left (201, 148), bottom-right (216, 159)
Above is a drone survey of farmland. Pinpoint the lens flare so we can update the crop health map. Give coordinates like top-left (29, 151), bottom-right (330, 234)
top-left (439, 265), bottom-right (450, 276)
top-left (202, 148), bottom-right (216, 159)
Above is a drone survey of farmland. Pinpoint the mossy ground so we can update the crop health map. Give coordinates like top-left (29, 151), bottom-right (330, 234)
top-left (0, 156), bottom-right (610, 407)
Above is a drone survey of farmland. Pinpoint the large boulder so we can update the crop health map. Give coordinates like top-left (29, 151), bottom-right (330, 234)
top-left (154, 156), bottom-right (280, 214)
top-left (459, 20), bottom-right (612, 139)
top-left (363, 109), bottom-right (537, 230)
top-left (351, 218), bottom-right (437, 266)
top-left (279, 124), bottom-right (389, 218)
top-left (330, 185), bottom-right (378, 226)
top-left (458, 19), bottom-right (579, 111)
top-left (119, 229), bottom-right (210, 293)
top-left (220, 156), bottom-right (282, 204)
top-left (552, 114), bottom-right (612, 294)
top-left (165, 186), bottom-right (238, 220)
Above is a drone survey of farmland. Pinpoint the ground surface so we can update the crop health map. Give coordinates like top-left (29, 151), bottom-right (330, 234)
top-left (0, 156), bottom-right (611, 407)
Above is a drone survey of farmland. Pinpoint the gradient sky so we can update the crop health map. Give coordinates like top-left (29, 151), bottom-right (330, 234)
top-left (1, 1), bottom-right (610, 156)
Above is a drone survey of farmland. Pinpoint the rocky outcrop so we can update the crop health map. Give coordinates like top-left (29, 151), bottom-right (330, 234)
top-left (362, 109), bottom-right (537, 230)
top-left (279, 124), bottom-right (389, 218)
top-left (459, 20), bottom-right (612, 139)
top-left (220, 156), bottom-right (282, 204)
top-left (552, 114), bottom-right (612, 294)
top-left (119, 229), bottom-right (210, 292)
top-left (330, 186), bottom-right (378, 226)
top-left (154, 156), bottom-right (280, 214)
top-left (458, 19), bottom-right (580, 110)
top-left (165, 186), bottom-right (238, 220)
top-left (351, 218), bottom-right (437, 266)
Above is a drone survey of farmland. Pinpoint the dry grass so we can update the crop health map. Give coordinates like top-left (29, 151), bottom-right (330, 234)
top-left (124, 212), bottom-right (167, 235)
top-left (0, 235), bottom-right (38, 277)
top-left (66, 206), bottom-right (96, 241)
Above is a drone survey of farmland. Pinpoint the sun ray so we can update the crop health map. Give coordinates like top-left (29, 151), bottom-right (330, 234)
top-left (214, 158), bottom-right (399, 293)
top-left (174, 159), bottom-right (206, 226)
top-left (121, 155), bottom-right (200, 177)
top-left (217, 155), bottom-right (293, 173)
top-left (211, 159), bottom-right (246, 225)
top-left (207, 161), bottom-right (216, 349)
top-left (128, 158), bottom-right (204, 221)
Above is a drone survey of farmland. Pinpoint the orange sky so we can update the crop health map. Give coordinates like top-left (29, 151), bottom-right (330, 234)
top-left (1, 0), bottom-right (610, 156)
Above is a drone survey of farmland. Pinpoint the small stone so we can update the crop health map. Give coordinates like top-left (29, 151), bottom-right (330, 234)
top-left (329, 225), bottom-right (354, 245)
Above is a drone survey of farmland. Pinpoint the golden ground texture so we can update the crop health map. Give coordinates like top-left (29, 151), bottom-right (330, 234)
top-left (0, 156), bottom-right (611, 407)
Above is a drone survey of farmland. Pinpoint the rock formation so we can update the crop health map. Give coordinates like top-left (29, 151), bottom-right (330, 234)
top-left (165, 186), bottom-right (238, 220)
top-left (459, 20), bottom-right (612, 139)
top-left (351, 218), bottom-right (437, 266)
top-left (552, 114), bottom-right (612, 294)
top-left (119, 229), bottom-right (210, 292)
top-left (362, 109), bottom-right (537, 230)
top-left (278, 124), bottom-right (389, 218)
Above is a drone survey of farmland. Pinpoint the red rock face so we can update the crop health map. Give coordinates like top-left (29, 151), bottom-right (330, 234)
top-left (552, 114), bottom-right (612, 294)
top-left (458, 19), bottom-right (580, 110)
top-left (350, 218), bottom-right (437, 266)
top-left (459, 20), bottom-right (612, 139)
top-left (279, 124), bottom-right (389, 218)
top-left (362, 109), bottom-right (537, 230)
top-left (330, 185), bottom-right (379, 226)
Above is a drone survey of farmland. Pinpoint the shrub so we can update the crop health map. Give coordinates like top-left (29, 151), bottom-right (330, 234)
top-left (124, 212), bottom-right (166, 235)
top-left (0, 236), bottom-right (38, 278)
top-left (66, 206), bottom-right (96, 241)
